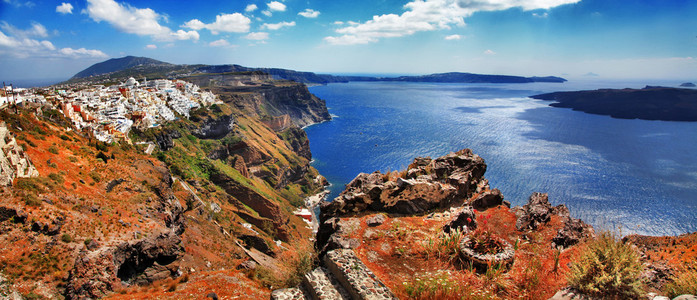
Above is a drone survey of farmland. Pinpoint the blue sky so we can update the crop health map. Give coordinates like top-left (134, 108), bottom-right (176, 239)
top-left (0, 0), bottom-right (695, 81)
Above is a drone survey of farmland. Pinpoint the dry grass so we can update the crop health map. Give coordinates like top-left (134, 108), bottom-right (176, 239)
top-left (567, 232), bottom-right (644, 299)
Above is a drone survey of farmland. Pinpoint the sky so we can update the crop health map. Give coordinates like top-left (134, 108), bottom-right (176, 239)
top-left (0, 0), bottom-right (696, 82)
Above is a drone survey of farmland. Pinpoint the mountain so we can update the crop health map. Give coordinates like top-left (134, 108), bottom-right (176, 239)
top-left (71, 56), bottom-right (173, 79)
top-left (531, 86), bottom-right (697, 121)
top-left (67, 56), bottom-right (566, 86)
top-left (350, 72), bottom-right (567, 83)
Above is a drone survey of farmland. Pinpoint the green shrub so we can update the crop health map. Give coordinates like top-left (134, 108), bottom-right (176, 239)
top-left (59, 134), bottom-right (70, 141)
top-left (568, 232), bottom-right (644, 299)
top-left (48, 173), bottom-right (64, 184)
top-left (48, 145), bottom-right (59, 154)
top-left (61, 233), bottom-right (73, 243)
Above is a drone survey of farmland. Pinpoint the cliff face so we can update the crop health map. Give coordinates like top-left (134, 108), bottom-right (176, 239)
top-left (0, 78), bottom-right (329, 298)
top-left (213, 83), bottom-right (331, 128)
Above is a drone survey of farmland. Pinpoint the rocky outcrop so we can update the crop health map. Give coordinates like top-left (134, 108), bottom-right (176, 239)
top-left (154, 128), bottom-right (181, 151)
top-left (0, 122), bottom-right (39, 186)
top-left (443, 205), bottom-right (477, 234)
top-left (280, 126), bottom-right (312, 160)
top-left (65, 230), bottom-right (184, 299)
top-left (512, 192), bottom-right (594, 248)
top-left (191, 114), bottom-right (234, 139)
top-left (208, 166), bottom-right (290, 241)
top-left (65, 163), bottom-right (186, 299)
top-left (320, 149), bottom-right (490, 219)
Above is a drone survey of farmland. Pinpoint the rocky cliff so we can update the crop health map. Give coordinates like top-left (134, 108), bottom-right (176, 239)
top-left (0, 77), bottom-right (329, 298)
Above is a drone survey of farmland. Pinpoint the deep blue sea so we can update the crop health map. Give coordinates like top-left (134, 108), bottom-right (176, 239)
top-left (305, 80), bottom-right (697, 236)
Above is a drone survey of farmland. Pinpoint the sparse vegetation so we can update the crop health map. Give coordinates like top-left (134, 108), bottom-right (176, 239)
top-left (567, 232), bottom-right (644, 299)
top-left (663, 265), bottom-right (697, 298)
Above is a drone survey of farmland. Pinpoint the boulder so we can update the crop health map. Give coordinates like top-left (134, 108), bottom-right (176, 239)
top-left (366, 214), bottom-right (386, 227)
top-left (513, 192), bottom-right (594, 248)
top-left (471, 189), bottom-right (504, 211)
top-left (443, 206), bottom-right (477, 234)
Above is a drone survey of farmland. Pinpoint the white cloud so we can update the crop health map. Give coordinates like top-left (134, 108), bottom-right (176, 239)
top-left (59, 47), bottom-right (108, 58)
top-left (1, 21), bottom-right (49, 38)
top-left (261, 10), bottom-right (272, 17)
top-left (267, 1), bottom-right (286, 12)
top-left (298, 9), bottom-right (320, 18)
top-left (184, 13), bottom-right (251, 34)
top-left (333, 21), bottom-right (344, 25)
top-left (262, 21), bottom-right (295, 30)
top-left (56, 2), bottom-right (73, 14)
top-left (245, 4), bottom-right (258, 12)
top-left (182, 19), bottom-right (205, 31)
top-left (445, 34), bottom-right (461, 40)
top-left (146, 44), bottom-right (157, 49)
top-left (171, 30), bottom-right (199, 41)
top-left (323, 35), bottom-right (375, 45)
top-left (533, 12), bottom-right (549, 18)
top-left (209, 39), bottom-right (229, 47)
top-left (0, 29), bottom-right (106, 59)
top-left (85, 0), bottom-right (197, 41)
top-left (245, 32), bottom-right (269, 40)
top-left (484, 49), bottom-right (496, 55)
top-left (325, 0), bottom-right (580, 45)
top-left (3, 0), bottom-right (35, 8)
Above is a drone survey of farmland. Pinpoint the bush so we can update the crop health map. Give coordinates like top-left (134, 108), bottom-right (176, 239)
top-left (664, 267), bottom-right (697, 298)
top-left (61, 234), bottom-right (73, 243)
top-left (48, 145), bottom-right (59, 154)
top-left (568, 232), bottom-right (644, 299)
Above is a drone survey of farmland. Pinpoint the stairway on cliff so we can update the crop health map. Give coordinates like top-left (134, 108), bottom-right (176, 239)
top-left (271, 249), bottom-right (397, 300)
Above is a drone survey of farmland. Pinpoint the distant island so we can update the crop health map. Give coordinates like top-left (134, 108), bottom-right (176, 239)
top-left (680, 82), bottom-right (696, 87)
top-left (65, 56), bottom-right (566, 86)
top-left (531, 86), bottom-right (697, 122)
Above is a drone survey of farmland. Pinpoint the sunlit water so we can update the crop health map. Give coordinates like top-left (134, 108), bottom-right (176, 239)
top-left (305, 80), bottom-right (697, 236)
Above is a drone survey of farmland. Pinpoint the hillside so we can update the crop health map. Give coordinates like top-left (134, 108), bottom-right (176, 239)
top-left (531, 86), bottom-right (697, 121)
top-left (0, 76), bottom-right (331, 299)
top-left (72, 56), bottom-right (173, 79)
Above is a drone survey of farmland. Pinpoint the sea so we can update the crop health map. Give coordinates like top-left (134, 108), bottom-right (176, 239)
top-left (305, 79), bottom-right (697, 236)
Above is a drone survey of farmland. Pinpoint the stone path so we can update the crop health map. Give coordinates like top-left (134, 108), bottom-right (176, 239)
top-left (302, 267), bottom-right (350, 300)
top-left (271, 249), bottom-right (397, 300)
top-left (323, 249), bottom-right (397, 300)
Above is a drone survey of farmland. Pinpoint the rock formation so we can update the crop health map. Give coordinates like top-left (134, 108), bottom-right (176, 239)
top-left (0, 122), bottom-right (39, 186)
top-left (512, 192), bottom-right (594, 248)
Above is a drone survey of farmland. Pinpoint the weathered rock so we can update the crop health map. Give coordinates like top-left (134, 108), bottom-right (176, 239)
top-left (471, 188), bottom-right (504, 211)
top-left (113, 230), bottom-right (184, 285)
top-left (513, 192), bottom-right (553, 231)
top-left (154, 128), bottom-right (181, 151)
top-left (443, 206), bottom-right (477, 233)
top-left (639, 260), bottom-right (674, 291)
top-left (316, 217), bottom-right (361, 255)
top-left (64, 231), bottom-right (184, 299)
top-left (240, 234), bottom-right (275, 257)
top-left (553, 218), bottom-right (594, 248)
top-left (513, 192), bottom-right (593, 248)
top-left (191, 115), bottom-right (234, 139)
top-left (548, 287), bottom-right (593, 300)
top-left (0, 206), bottom-right (26, 223)
top-left (321, 149), bottom-right (489, 219)
top-left (365, 214), bottom-right (386, 227)
top-left (237, 259), bottom-right (257, 270)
